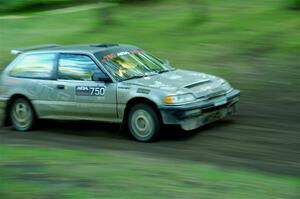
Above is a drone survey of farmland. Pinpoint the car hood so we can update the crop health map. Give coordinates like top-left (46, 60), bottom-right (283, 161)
top-left (124, 69), bottom-right (231, 98)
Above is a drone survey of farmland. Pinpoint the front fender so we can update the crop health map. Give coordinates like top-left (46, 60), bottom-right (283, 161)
top-left (116, 84), bottom-right (165, 119)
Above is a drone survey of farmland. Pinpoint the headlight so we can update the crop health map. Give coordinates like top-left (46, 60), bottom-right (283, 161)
top-left (165, 94), bottom-right (195, 104)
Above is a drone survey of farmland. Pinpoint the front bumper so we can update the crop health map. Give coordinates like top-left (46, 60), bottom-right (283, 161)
top-left (159, 89), bottom-right (240, 130)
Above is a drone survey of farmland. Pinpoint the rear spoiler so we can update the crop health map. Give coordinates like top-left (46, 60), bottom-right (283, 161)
top-left (11, 44), bottom-right (61, 55)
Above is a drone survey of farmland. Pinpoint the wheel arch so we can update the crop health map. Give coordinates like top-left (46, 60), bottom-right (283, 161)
top-left (4, 94), bottom-right (36, 125)
top-left (123, 97), bottom-right (162, 124)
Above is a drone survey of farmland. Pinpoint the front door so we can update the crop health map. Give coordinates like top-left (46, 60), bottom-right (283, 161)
top-left (53, 53), bottom-right (117, 121)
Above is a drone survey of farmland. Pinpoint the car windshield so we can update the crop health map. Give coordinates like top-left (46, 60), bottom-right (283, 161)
top-left (99, 50), bottom-right (173, 81)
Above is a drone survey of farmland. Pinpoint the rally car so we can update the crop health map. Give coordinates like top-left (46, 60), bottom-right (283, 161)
top-left (0, 44), bottom-right (240, 142)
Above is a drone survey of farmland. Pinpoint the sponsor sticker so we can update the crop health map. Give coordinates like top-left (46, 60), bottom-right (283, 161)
top-left (101, 54), bottom-right (117, 62)
top-left (101, 49), bottom-right (144, 62)
top-left (76, 86), bottom-right (106, 96)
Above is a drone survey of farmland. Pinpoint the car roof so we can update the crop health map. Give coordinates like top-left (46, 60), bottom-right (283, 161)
top-left (11, 44), bottom-right (137, 55)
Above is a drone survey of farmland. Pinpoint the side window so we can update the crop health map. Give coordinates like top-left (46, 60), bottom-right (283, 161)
top-left (58, 54), bottom-right (100, 81)
top-left (10, 53), bottom-right (56, 79)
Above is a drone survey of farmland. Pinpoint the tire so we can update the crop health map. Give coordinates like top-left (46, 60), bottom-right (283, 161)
top-left (128, 104), bottom-right (161, 142)
top-left (9, 98), bottom-right (35, 131)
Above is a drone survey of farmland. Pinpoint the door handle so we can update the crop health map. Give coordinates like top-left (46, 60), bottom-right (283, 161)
top-left (57, 85), bottom-right (65, 90)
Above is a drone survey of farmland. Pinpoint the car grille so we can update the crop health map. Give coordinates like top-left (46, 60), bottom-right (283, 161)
top-left (202, 103), bottom-right (228, 113)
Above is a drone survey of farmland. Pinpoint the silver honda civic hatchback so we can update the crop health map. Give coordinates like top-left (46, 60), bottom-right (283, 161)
top-left (0, 44), bottom-right (240, 142)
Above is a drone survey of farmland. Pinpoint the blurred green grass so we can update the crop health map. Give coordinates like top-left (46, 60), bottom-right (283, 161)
top-left (0, 0), bottom-right (299, 91)
top-left (0, 145), bottom-right (299, 199)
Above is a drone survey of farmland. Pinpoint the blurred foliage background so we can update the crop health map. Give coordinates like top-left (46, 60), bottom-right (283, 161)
top-left (0, 0), bottom-right (299, 92)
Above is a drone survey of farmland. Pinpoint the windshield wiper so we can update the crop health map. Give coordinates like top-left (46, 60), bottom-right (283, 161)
top-left (158, 70), bottom-right (169, 74)
top-left (124, 70), bottom-right (168, 81)
top-left (125, 75), bottom-right (145, 81)
top-left (158, 68), bottom-right (175, 74)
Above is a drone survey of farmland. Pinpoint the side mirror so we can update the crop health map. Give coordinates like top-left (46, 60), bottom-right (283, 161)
top-left (163, 59), bottom-right (170, 66)
top-left (92, 72), bottom-right (112, 83)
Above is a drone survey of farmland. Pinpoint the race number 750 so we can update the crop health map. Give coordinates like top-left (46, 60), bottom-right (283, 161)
top-left (90, 87), bottom-right (106, 96)
top-left (76, 86), bottom-right (106, 96)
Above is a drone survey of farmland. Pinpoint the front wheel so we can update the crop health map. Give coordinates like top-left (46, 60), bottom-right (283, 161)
top-left (9, 98), bottom-right (35, 131)
top-left (128, 104), bottom-right (161, 142)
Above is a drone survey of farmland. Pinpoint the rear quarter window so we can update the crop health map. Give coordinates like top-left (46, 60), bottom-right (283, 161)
top-left (9, 53), bottom-right (56, 79)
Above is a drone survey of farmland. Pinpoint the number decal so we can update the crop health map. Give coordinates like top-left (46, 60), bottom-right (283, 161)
top-left (90, 87), bottom-right (105, 96)
top-left (76, 86), bottom-right (106, 96)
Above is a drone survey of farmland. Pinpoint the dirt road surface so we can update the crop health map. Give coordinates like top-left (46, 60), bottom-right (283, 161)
top-left (1, 89), bottom-right (299, 177)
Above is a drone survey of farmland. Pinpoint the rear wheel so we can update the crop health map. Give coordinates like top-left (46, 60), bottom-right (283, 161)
top-left (128, 104), bottom-right (161, 142)
top-left (9, 98), bottom-right (35, 131)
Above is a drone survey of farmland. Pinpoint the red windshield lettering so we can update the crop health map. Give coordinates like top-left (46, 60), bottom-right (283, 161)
top-left (101, 54), bottom-right (116, 62)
